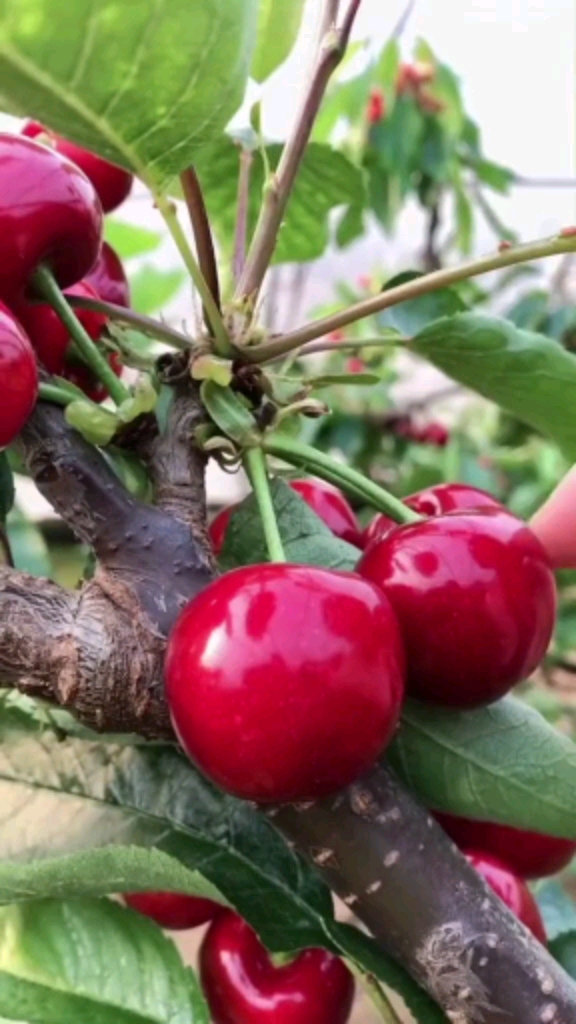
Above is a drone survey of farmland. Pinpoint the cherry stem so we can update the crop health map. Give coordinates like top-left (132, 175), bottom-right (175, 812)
top-left (67, 293), bottom-right (191, 351)
top-left (154, 193), bottom-right (232, 357)
top-left (262, 435), bottom-right (421, 524)
top-left (38, 382), bottom-right (79, 407)
top-left (180, 167), bottom-right (222, 331)
top-left (243, 447), bottom-right (287, 563)
top-left (288, 335), bottom-right (406, 360)
top-left (348, 963), bottom-right (403, 1024)
top-left (247, 231), bottom-right (576, 362)
top-left (32, 265), bottom-right (129, 406)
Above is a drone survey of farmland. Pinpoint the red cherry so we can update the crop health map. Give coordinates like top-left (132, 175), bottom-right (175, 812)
top-left (436, 813), bottom-right (575, 880)
top-left (367, 87), bottom-right (386, 124)
top-left (165, 563), bottom-right (405, 803)
top-left (200, 911), bottom-right (355, 1024)
top-left (290, 479), bottom-right (363, 547)
top-left (16, 281), bottom-right (107, 376)
top-left (357, 508), bottom-right (556, 707)
top-left (85, 242), bottom-right (130, 308)
top-left (124, 891), bottom-right (221, 930)
top-left (0, 134), bottom-right (102, 304)
top-left (209, 506), bottom-right (236, 557)
top-left (420, 422), bottom-right (450, 447)
top-left (465, 851), bottom-right (547, 943)
top-left (363, 483), bottom-right (503, 549)
top-left (22, 121), bottom-right (133, 214)
top-left (0, 302), bottom-right (38, 447)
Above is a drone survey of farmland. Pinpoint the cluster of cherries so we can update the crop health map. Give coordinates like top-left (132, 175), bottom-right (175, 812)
top-left (0, 122), bottom-right (134, 446)
top-left (367, 60), bottom-right (445, 126)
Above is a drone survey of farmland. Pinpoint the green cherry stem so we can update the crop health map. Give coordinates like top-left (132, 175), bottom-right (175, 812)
top-left (38, 382), bottom-right (78, 406)
top-left (243, 447), bottom-right (287, 563)
top-left (262, 434), bottom-right (421, 524)
top-left (348, 963), bottom-right (403, 1024)
top-left (32, 265), bottom-right (129, 406)
top-left (67, 293), bottom-right (192, 351)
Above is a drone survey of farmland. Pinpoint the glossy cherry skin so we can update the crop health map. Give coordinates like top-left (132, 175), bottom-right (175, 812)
top-left (357, 508), bottom-right (556, 707)
top-left (23, 121), bottom-right (133, 214)
top-left (290, 479), bottom-right (363, 547)
top-left (0, 134), bottom-right (102, 304)
top-left (436, 813), bottom-right (575, 880)
top-left (0, 302), bottom-right (38, 447)
top-left (200, 911), bottom-right (355, 1024)
top-left (165, 563), bottom-right (405, 803)
top-left (123, 891), bottom-right (221, 930)
top-left (15, 281), bottom-right (107, 376)
top-left (209, 480), bottom-right (362, 557)
top-left (363, 483), bottom-right (502, 548)
top-left (465, 851), bottom-right (547, 943)
top-left (85, 242), bottom-right (130, 308)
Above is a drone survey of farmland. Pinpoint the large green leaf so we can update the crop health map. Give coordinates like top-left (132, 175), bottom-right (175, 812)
top-left (0, 0), bottom-right (258, 186)
top-left (0, 898), bottom-right (208, 1023)
top-left (195, 137), bottom-right (366, 264)
top-left (129, 265), bottom-right (185, 315)
top-left (251, 0), bottom-right (305, 83)
top-left (219, 478), bottom-right (359, 572)
top-left (389, 698), bottom-right (576, 841)
top-left (411, 313), bottom-right (576, 458)
top-left (104, 221), bottom-right (162, 261)
top-left (0, 697), bottom-right (443, 1023)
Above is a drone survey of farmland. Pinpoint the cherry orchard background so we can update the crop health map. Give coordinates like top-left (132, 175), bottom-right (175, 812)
top-left (5, 0), bottom-right (575, 515)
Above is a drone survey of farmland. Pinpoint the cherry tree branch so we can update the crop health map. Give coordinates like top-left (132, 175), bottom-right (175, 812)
top-left (68, 294), bottom-right (192, 351)
top-left (235, 0), bottom-right (363, 304)
top-left (247, 230), bottom-right (576, 361)
top-left (180, 167), bottom-right (222, 327)
top-left (234, 148), bottom-right (254, 284)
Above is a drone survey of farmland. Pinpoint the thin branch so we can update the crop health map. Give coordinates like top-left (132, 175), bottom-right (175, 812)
top-left (234, 149), bottom-right (254, 284)
top-left (180, 168), bottom-right (222, 328)
top-left (514, 175), bottom-right (576, 188)
top-left (67, 294), bottom-right (192, 351)
top-left (235, 0), bottom-right (363, 304)
top-left (247, 230), bottom-right (576, 362)
top-left (291, 335), bottom-right (406, 358)
top-left (318, 0), bottom-right (341, 41)
top-left (391, 0), bottom-right (417, 38)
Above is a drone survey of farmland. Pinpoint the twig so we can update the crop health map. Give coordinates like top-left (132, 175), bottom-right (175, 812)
top-left (235, 0), bottom-right (363, 304)
top-left (246, 230), bottom-right (576, 362)
top-left (289, 335), bottom-right (406, 358)
top-left (391, 0), bottom-right (417, 39)
top-left (67, 294), bottom-right (192, 351)
top-left (180, 168), bottom-right (221, 329)
top-left (514, 175), bottom-right (576, 188)
top-left (318, 0), bottom-right (341, 41)
top-left (234, 149), bottom-right (254, 284)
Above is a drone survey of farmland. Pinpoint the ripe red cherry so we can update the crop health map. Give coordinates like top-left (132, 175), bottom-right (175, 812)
top-left (165, 563), bottom-right (405, 803)
top-left (367, 87), bottom-right (386, 124)
top-left (15, 281), bottom-right (107, 376)
top-left (124, 891), bottom-right (221, 930)
top-left (0, 302), bottom-right (38, 447)
top-left (85, 242), bottom-right (130, 308)
top-left (363, 483), bottom-right (503, 550)
top-left (436, 813), bottom-right (575, 880)
top-left (465, 851), bottom-right (547, 943)
top-left (200, 911), bottom-right (355, 1024)
top-left (289, 479), bottom-right (363, 547)
top-left (0, 134), bottom-right (102, 304)
top-left (357, 508), bottom-right (556, 707)
top-left (22, 121), bottom-right (133, 214)
top-left (209, 479), bottom-right (363, 557)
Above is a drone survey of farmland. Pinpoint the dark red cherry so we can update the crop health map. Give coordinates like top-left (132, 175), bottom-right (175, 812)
top-left (363, 483), bottom-right (502, 548)
top-left (0, 134), bottom-right (102, 303)
top-left (357, 508), bottom-right (556, 707)
top-left (66, 351), bottom-right (123, 403)
top-left (436, 813), bottom-right (575, 880)
top-left (465, 850), bottom-right (547, 943)
top-left (124, 891), bottom-right (221, 930)
top-left (15, 281), bottom-right (107, 376)
top-left (290, 479), bottom-right (363, 547)
top-left (22, 121), bottom-right (133, 214)
top-left (165, 563), bottom-right (405, 803)
top-left (0, 302), bottom-right (38, 447)
top-left (85, 242), bottom-right (130, 308)
top-left (200, 911), bottom-right (355, 1024)
top-left (209, 506), bottom-right (235, 557)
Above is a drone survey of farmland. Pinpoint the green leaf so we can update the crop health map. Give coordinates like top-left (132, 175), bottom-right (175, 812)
top-left (0, 898), bottom-right (208, 1024)
top-left (6, 508), bottom-right (51, 578)
top-left (130, 266), bottom-right (185, 315)
top-left (550, 931), bottom-right (576, 980)
top-left (388, 697), bottom-right (576, 841)
top-left (453, 177), bottom-right (473, 255)
top-left (104, 221), bottom-right (162, 261)
top-left (117, 376), bottom-right (157, 424)
top-left (378, 272), bottom-right (467, 335)
top-left (375, 38), bottom-right (400, 109)
top-left (537, 882), bottom-right (576, 942)
top-left (0, 696), bottom-right (442, 1023)
top-left (200, 381), bottom-right (257, 444)
top-left (0, 0), bottom-right (258, 187)
top-left (0, 454), bottom-right (14, 523)
top-left (305, 372), bottom-right (381, 388)
top-left (220, 478), bottom-right (359, 572)
top-left (251, 0), bottom-right (305, 83)
top-left (196, 138), bottom-right (366, 265)
top-left (412, 313), bottom-right (576, 458)
top-left (65, 401), bottom-right (119, 447)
